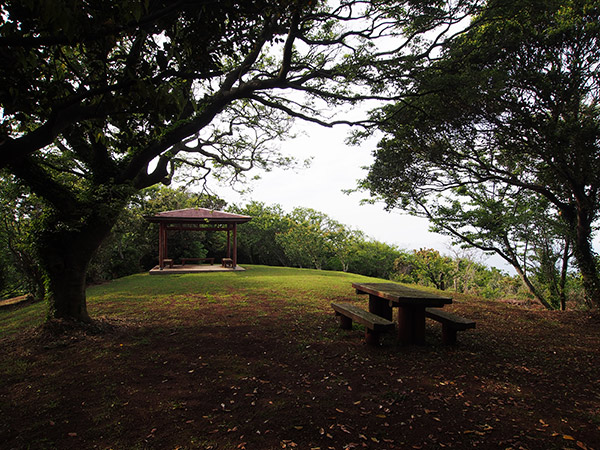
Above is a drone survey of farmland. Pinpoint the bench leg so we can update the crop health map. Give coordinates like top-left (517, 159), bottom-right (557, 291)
top-left (441, 325), bottom-right (457, 344)
top-left (365, 329), bottom-right (380, 346)
top-left (339, 314), bottom-right (353, 330)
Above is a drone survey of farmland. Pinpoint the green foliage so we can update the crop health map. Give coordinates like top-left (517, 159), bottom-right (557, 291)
top-left (0, 173), bottom-right (46, 300)
top-left (229, 202), bottom-right (291, 266)
top-left (345, 239), bottom-right (402, 279)
top-left (391, 248), bottom-right (516, 299)
top-left (360, 0), bottom-right (600, 307)
top-left (276, 208), bottom-right (335, 270)
top-left (394, 248), bottom-right (455, 290)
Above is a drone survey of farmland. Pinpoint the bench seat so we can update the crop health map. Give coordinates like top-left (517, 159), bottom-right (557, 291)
top-left (221, 258), bottom-right (234, 268)
top-left (425, 307), bottom-right (475, 344)
top-left (331, 302), bottom-right (394, 345)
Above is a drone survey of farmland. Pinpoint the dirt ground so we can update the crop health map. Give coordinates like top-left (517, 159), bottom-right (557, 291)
top-left (1, 292), bottom-right (600, 450)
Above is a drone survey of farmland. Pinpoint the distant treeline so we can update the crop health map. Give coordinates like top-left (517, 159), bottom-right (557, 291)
top-left (1, 186), bottom-right (586, 309)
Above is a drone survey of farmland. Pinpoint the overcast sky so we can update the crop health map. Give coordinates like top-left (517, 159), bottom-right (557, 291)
top-left (214, 118), bottom-right (600, 274)
top-left (216, 120), bottom-right (507, 269)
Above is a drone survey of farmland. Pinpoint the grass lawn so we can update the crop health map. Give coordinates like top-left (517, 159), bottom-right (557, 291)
top-left (1, 265), bottom-right (599, 449)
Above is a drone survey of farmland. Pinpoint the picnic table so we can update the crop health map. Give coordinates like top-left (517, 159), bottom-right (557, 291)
top-left (352, 282), bottom-right (452, 345)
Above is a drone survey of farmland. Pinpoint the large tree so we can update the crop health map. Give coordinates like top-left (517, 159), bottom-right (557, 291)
top-left (1, 0), bottom-right (476, 321)
top-left (360, 0), bottom-right (600, 307)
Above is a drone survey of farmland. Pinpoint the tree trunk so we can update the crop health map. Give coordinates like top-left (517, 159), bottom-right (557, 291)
top-left (513, 264), bottom-right (554, 310)
top-left (44, 260), bottom-right (91, 322)
top-left (572, 234), bottom-right (600, 308)
top-left (559, 239), bottom-right (570, 311)
top-left (37, 210), bottom-right (120, 322)
top-left (566, 206), bottom-right (600, 308)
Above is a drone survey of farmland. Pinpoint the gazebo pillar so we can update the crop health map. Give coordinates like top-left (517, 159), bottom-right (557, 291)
top-left (233, 223), bottom-right (238, 267)
top-left (226, 226), bottom-right (231, 259)
top-left (158, 223), bottom-right (168, 269)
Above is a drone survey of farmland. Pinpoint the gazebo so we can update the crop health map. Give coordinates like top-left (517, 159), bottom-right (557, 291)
top-left (145, 208), bottom-right (252, 273)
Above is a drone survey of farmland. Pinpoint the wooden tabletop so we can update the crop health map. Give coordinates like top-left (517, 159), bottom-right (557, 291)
top-left (352, 282), bottom-right (452, 307)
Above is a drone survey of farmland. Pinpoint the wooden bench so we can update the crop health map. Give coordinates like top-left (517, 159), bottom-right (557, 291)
top-left (161, 258), bottom-right (174, 269)
top-left (181, 257), bottom-right (214, 266)
top-left (425, 307), bottom-right (475, 344)
top-left (331, 302), bottom-right (395, 345)
top-left (221, 258), bottom-right (234, 268)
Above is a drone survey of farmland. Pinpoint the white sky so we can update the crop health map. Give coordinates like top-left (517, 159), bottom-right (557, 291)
top-left (215, 119), bottom-right (600, 275)
top-left (216, 120), bottom-right (509, 270)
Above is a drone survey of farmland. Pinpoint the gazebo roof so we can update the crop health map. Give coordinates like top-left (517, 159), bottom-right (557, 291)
top-left (145, 208), bottom-right (252, 224)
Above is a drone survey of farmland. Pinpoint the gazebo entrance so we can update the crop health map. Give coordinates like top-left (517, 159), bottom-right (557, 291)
top-left (145, 208), bottom-right (251, 274)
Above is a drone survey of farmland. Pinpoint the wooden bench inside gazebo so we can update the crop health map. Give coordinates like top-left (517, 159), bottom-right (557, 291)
top-left (144, 208), bottom-right (251, 273)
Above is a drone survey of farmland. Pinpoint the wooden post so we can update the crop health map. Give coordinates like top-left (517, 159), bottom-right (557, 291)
top-left (365, 329), bottom-right (381, 346)
top-left (163, 225), bottom-right (169, 268)
top-left (397, 306), bottom-right (426, 345)
top-left (226, 226), bottom-right (231, 259)
top-left (397, 306), bottom-right (412, 344)
top-left (413, 307), bottom-right (426, 345)
top-left (159, 223), bottom-right (165, 269)
top-left (369, 294), bottom-right (392, 321)
top-left (338, 314), bottom-right (352, 330)
top-left (441, 324), bottom-right (457, 345)
top-left (233, 223), bottom-right (238, 268)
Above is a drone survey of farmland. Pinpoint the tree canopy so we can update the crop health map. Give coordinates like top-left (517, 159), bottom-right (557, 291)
top-left (1, 0), bottom-right (479, 321)
top-left (360, 0), bottom-right (600, 307)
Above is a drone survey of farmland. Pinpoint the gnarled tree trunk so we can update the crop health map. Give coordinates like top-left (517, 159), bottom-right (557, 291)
top-left (37, 207), bottom-right (123, 322)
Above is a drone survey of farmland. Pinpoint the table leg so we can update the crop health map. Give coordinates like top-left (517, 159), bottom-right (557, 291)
top-left (413, 307), bottom-right (426, 345)
top-left (397, 306), bottom-right (413, 344)
top-left (369, 294), bottom-right (393, 321)
top-left (397, 306), bottom-right (426, 345)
